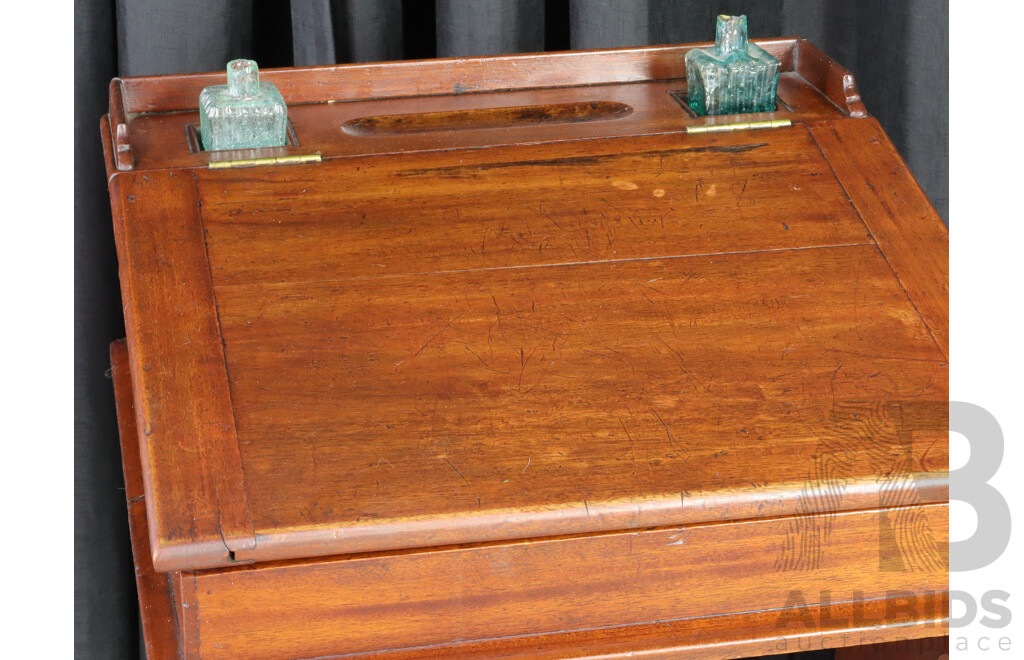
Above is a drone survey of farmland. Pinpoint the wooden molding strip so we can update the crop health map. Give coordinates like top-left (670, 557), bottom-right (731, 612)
top-left (188, 504), bottom-right (947, 658)
top-left (809, 119), bottom-right (949, 358)
top-left (231, 472), bottom-right (948, 566)
top-left (177, 572), bottom-right (200, 658)
top-left (109, 170), bottom-right (256, 571)
top-left (111, 340), bottom-right (182, 660)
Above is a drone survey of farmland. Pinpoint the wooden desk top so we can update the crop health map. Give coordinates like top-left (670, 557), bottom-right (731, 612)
top-left (102, 40), bottom-right (948, 573)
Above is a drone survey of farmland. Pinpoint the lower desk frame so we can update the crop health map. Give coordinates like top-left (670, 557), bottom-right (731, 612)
top-left (113, 341), bottom-right (948, 660)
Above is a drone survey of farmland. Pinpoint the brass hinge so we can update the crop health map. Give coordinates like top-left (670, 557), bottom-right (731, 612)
top-left (207, 153), bottom-right (322, 169)
top-left (685, 119), bottom-right (792, 135)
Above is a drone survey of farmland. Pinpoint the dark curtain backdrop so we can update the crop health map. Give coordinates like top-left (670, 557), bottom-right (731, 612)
top-left (75, 1), bottom-right (949, 657)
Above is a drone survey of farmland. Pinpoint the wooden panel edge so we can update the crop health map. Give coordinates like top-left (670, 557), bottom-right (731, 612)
top-left (111, 339), bottom-right (183, 660)
top-left (177, 571), bottom-right (200, 659)
top-left (99, 115), bottom-right (119, 183)
top-left (108, 170), bottom-right (256, 572)
top-left (808, 119), bottom-right (949, 358)
top-left (109, 78), bottom-right (135, 170)
top-left (191, 504), bottom-right (948, 658)
top-left (233, 471), bottom-right (947, 568)
top-left (363, 593), bottom-right (950, 659)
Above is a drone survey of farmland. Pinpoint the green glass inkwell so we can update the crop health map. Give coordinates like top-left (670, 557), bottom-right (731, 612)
top-left (685, 15), bottom-right (780, 117)
top-left (199, 59), bottom-right (288, 151)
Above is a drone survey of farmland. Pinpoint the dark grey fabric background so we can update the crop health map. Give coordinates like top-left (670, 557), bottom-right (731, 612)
top-left (75, 1), bottom-right (948, 657)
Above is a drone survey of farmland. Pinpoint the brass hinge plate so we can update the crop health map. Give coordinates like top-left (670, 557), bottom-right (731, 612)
top-left (685, 119), bottom-right (792, 134)
top-left (207, 153), bottom-right (322, 169)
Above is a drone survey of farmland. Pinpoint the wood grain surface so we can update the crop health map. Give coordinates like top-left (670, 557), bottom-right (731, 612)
top-left (183, 504), bottom-right (947, 659)
top-left (365, 597), bottom-right (948, 660)
top-left (212, 240), bottom-right (948, 562)
top-left (111, 340), bottom-right (182, 660)
top-left (108, 118), bottom-right (950, 567)
top-left (114, 340), bottom-right (947, 659)
top-left (195, 126), bottom-right (869, 284)
top-left (186, 125), bottom-right (947, 564)
top-left (109, 171), bottom-right (254, 570)
top-left (809, 119), bottom-right (949, 358)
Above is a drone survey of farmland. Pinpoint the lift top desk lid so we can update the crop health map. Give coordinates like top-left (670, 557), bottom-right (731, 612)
top-left (102, 39), bottom-right (949, 573)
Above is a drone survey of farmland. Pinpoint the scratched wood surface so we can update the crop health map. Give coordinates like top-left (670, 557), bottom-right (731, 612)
top-left (187, 124), bottom-right (950, 564)
top-left (196, 126), bottom-right (869, 284)
top-left (183, 504), bottom-right (947, 659)
top-left (105, 42), bottom-right (947, 571)
top-left (809, 120), bottom-right (949, 358)
top-left (113, 340), bottom-right (947, 659)
top-left (109, 124), bottom-right (950, 570)
top-left (109, 171), bottom-right (254, 570)
top-left (212, 239), bottom-right (948, 559)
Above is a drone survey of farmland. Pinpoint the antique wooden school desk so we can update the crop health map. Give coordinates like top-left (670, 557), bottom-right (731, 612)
top-left (102, 38), bottom-right (949, 659)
